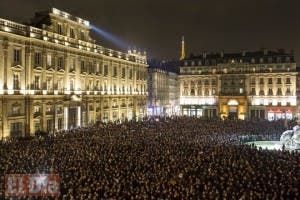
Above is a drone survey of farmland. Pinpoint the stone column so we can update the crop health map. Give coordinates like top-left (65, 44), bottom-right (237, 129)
top-left (2, 97), bottom-right (8, 138)
top-left (77, 106), bottom-right (81, 127)
top-left (2, 40), bottom-right (8, 93)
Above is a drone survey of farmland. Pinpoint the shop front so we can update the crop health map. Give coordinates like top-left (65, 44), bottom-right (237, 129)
top-left (267, 107), bottom-right (295, 121)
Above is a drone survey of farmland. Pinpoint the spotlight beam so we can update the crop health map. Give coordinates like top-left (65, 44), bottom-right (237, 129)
top-left (90, 25), bottom-right (128, 50)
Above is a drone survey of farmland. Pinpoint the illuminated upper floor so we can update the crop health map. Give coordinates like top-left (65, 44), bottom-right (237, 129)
top-left (180, 49), bottom-right (296, 75)
top-left (0, 8), bottom-right (147, 64)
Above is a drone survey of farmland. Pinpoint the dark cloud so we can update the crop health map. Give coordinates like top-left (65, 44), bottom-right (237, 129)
top-left (0, 0), bottom-right (299, 61)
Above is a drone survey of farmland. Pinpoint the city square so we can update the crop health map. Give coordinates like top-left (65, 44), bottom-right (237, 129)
top-left (0, 0), bottom-right (300, 199)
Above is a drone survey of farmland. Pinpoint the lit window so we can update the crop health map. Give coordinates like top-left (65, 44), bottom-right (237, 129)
top-left (47, 54), bottom-right (52, 67)
top-left (70, 79), bottom-right (74, 91)
top-left (13, 73), bottom-right (19, 90)
top-left (34, 76), bottom-right (40, 90)
top-left (46, 77), bottom-right (52, 91)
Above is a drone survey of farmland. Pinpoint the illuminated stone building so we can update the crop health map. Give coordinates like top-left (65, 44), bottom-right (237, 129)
top-left (0, 8), bottom-right (148, 138)
top-left (179, 49), bottom-right (297, 120)
top-left (147, 60), bottom-right (179, 116)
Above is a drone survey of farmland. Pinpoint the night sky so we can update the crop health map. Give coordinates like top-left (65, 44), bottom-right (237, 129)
top-left (1, 0), bottom-right (300, 62)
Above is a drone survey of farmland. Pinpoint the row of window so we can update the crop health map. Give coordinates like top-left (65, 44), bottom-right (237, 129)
top-left (181, 87), bottom-right (292, 96)
top-left (11, 73), bottom-right (146, 92)
top-left (250, 87), bottom-right (292, 96)
top-left (181, 65), bottom-right (292, 74)
top-left (182, 88), bottom-right (217, 96)
top-left (12, 49), bottom-right (145, 80)
top-left (251, 77), bottom-right (291, 85)
top-left (184, 56), bottom-right (292, 67)
top-left (182, 79), bottom-right (217, 87)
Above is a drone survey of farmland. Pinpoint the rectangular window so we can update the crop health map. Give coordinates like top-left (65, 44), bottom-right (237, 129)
top-left (251, 88), bottom-right (255, 95)
top-left (70, 58), bottom-right (75, 71)
top-left (88, 62), bottom-right (94, 74)
top-left (70, 79), bottom-right (74, 91)
top-left (277, 88), bottom-right (282, 96)
top-left (81, 61), bottom-right (85, 73)
top-left (239, 88), bottom-right (243, 94)
top-left (277, 78), bottom-right (281, 84)
top-left (58, 118), bottom-right (63, 130)
top-left (34, 52), bottom-right (41, 66)
top-left (96, 63), bottom-right (100, 74)
top-left (286, 77), bottom-right (291, 84)
top-left (70, 28), bottom-right (75, 38)
top-left (104, 64), bottom-right (108, 76)
top-left (268, 78), bottom-right (272, 84)
top-left (47, 119), bottom-right (52, 132)
top-left (10, 122), bottom-right (22, 137)
top-left (57, 57), bottom-right (64, 70)
top-left (286, 87), bottom-right (291, 95)
top-left (57, 24), bottom-right (63, 35)
top-left (13, 74), bottom-right (19, 90)
top-left (268, 88), bottom-right (273, 95)
top-left (259, 78), bottom-right (264, 85)
top-left (47, 54), bottom-right (52, 67)
top-left (34, 76), bottom-right (40, 90)
top-left (46, 77), bottom-right (52, 91)
top-left (129, 69), bottom-right (133, 79)
top-left (113, 66), bottom-right (117, 77)
top-left (57, 78), bottom-right (63, 92)
top-left (80, 30), bottom-right (85, 40)
top-left (122, 68), bottom-right (126, 79)
top-left (13, 49), bottom-right (21, 64)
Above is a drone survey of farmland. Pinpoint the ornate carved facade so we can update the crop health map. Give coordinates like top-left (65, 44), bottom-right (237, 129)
top-left (179, 49), bottom-right (297, 120)
top-left (0, 8), bottom-right (148, 138)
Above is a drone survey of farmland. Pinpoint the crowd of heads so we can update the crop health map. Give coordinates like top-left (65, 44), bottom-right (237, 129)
top-left (0, 117), bottom-right (300, 199)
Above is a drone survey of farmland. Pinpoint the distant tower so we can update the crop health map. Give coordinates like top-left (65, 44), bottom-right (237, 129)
top-left (180, 36), bottom-right (185, 60)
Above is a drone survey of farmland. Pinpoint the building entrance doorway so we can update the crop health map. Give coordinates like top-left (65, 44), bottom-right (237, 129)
top-left (69, 107), bottom-right (77, 128)
top-left (228, 106), bottom-right (238, 119)
top-left (228, 99), bottom-right (239, 119)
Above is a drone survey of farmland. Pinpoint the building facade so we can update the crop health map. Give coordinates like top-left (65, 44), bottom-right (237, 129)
top-left (179, 49), bottom-right (297, 120)
top-left (0, 8), bottom-right (148, 138)
top-left (147, 61), bottom-right (179, 116)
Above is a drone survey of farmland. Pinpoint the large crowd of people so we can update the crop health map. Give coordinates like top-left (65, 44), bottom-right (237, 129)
top-left (0, 117), bottom-right (299, 199)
